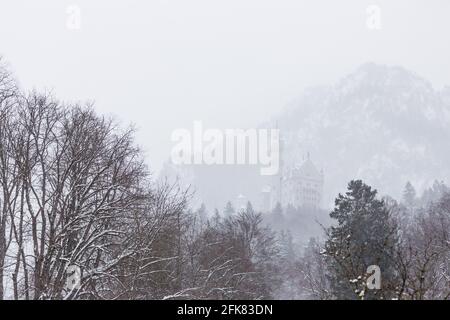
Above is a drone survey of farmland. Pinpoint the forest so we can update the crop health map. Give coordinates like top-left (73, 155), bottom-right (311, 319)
top-left (0, 59), bottom-right (449, 300)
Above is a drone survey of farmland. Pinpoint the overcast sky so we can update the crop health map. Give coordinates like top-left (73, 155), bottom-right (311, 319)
top-left (1, 0), bottom-right (449, 173)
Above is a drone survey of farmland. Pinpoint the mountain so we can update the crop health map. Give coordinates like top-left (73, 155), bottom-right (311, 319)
top-left (161, 63), bottom-right (450, 211)
top-left (276, 62), bottom-right (450, 204)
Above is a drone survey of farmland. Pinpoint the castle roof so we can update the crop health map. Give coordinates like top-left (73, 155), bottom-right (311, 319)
top-left (290, 156), bottom-right (323, 181)
top-left (299, 158), bottom-right (322, 179)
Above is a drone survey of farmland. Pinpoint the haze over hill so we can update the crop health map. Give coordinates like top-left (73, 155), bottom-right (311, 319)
top-left (162, 63), bottom-right (450, 211)
top-left (276, 62), bottom-right (450, 205)
top-left (1, 0), bottom-right (449, 302)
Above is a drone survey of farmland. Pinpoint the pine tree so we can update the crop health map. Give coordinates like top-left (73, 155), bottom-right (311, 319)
top-left (324, 180), bottom-right (399, 300)
top-left (420, 180), bottom-right (449, 206)
top-left (402, 181), bottom-right (416, 207)
top-left (285, 204), bottom-right (297, 217)
top-left (272, 202), bottom-right (283, 217)
top-left (224, 201), bottom-right (235, 217)
top-left (246, 201), bottom-right (254, 215)
top-left (196, 203), bottom-right (208, 220)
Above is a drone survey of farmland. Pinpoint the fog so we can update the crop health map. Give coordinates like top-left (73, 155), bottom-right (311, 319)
top-left (1, 0), bottom-right (450, 174)
top-left (1, 0), bottom-right (450, 301)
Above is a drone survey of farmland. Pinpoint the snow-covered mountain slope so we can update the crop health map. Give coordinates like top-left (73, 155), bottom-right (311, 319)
top-left (277, 63), bottom-right (450, 205)
top-left (162, 63), bottom-right (450, 210)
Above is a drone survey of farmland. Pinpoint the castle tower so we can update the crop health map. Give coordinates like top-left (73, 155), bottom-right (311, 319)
top-left (281, 153), bottom-right (324, 209)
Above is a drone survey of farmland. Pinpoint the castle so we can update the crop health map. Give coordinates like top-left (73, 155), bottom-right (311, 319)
top-left (261, 153), bottom-right (324, 211)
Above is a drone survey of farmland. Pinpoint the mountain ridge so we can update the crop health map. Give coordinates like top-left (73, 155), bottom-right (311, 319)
top-left (275, 62), bottom-right (450, 205)
top-left (162, 62), bottom-right (450, 210)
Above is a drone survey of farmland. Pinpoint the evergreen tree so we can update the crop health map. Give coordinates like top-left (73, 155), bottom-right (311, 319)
top-left (196, 203), bottom-right (208, 220)
top-left (324, 180), bottom-right (399, 300)
top-left (246, 201), bottom-right (254, 215)
top-left (279, 230), bottom-right (295, 262)
top-left (402, 181), bottom-right (416, 207)
top-left (420, 180), bottom-right (449, 206)
top-left (285, 204), bottom-right (297, 217)
top-left (272, 202), bottom-right (283, 217)
top-left (224, 201), bottom-right (235, 217)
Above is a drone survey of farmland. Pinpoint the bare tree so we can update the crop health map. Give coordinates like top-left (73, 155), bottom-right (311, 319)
top-left (169, 207), bottom-right (281, 300)
top-left (0, 57), bottom-right (19, 300)
top-left (396, 193), bottom-right (450, 300)
top-left (297, 238), bottom-right (332, 300)
top-left (0, 88), bottom-right (180, 299)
